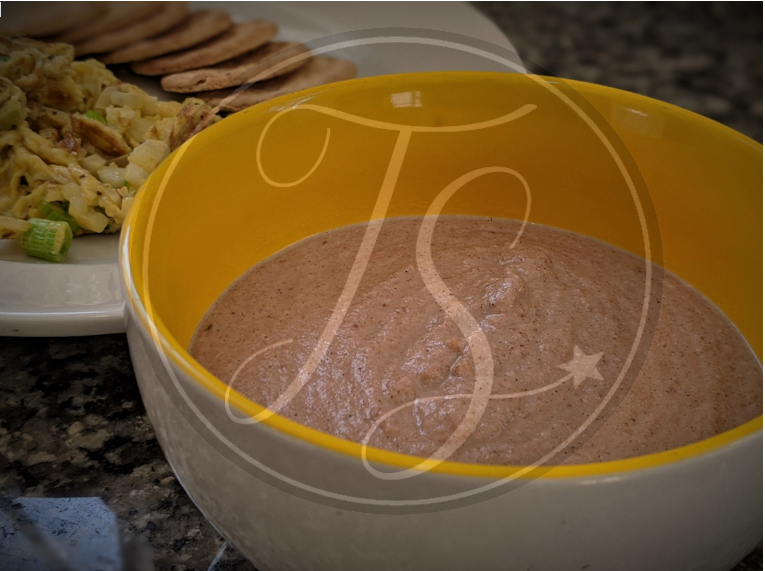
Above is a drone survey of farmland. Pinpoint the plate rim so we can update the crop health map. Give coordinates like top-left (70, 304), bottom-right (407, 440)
top-left (0, 1), bottom-right (519, 337)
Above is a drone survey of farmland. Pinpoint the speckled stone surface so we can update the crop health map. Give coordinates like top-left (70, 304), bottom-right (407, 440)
top-left (0, 3), bottom-right (762, 570)
top-left (475, 1), bottom-right (763, 143)
top-left (0, 336), bottom-right (238, 570)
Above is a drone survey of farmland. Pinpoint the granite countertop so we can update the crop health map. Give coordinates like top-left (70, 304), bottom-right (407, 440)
top-left (0, 3), bottom-right (762, 570)
top-left (476, 1), bottom-right (762, 143)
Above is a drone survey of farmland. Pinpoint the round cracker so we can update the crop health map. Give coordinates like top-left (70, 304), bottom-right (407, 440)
top-left (0, 2), bottom-right (107, 37)
top-left (101, 10), bottom-right (232, 64)
top-left (75, 2), bottom-right (189, 56)
top-left (161, 42), bottom-right (311, 93)
top-left (202, 56), bottom-right (358, 112)
top-left (131, 20), bottom-right (278, 76)
top-left (57, 2), bottom-right (164, 44)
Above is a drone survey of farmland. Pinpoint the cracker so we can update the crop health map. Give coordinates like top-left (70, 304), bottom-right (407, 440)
top-left (57, 2), bottom-right (164, 44)
top-left (0, 2), bottom-right (107, 37)
top-left (203, 56), bottom-right (358, 112)
top-left (101, 10), bottom-right (232, 64)
top-left (131, 20), bottom-right (277, 76)
top-left (161, 42), bottom-right (310, 93)
top-left (75, 2), bottom-right (189, 56)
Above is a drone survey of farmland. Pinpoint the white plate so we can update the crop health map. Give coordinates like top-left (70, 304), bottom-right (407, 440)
top-left (0, 1), bottom-right (522, 337)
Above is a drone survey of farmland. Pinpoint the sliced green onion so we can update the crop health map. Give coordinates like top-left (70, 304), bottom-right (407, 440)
top-left (21, 219), bottom-right (73, 263)
top-left (85, 110), bottom-right (106, 124)
top-left (38, 201), bottom-right (80, 233)
top-left (0, 56), bottom-right (10, 62)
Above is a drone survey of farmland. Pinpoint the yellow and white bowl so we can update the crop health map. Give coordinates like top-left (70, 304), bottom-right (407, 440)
top-left (121, 72), bottom-right (762, 570)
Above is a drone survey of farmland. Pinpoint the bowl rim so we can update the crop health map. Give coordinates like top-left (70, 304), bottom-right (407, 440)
top-left (121, 71), bottom-right (763, 480)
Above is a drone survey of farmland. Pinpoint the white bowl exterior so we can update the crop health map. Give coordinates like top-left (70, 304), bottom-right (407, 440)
top-left (126, 312), bottom-right (762, 571)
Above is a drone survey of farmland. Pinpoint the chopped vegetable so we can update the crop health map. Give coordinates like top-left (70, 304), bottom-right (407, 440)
top-left (124, 162), bottom-right (149, 188)
top-left (129, 140), bottom-right (168, 172)
top-left (0, 215), bottom-right (31, 239)
top-left (97, 165), bottom-right (127, 189)
top-left (38, 201), bottom-right (81, 233)
top-left (21, 218), bottom-right (72, 262)
top-left (111, 91), bottom-right (144, 109)
top-left (62, 182), bottom-right (109, 232)
top-left (106, 105), bottom-right (138, 134)
top-left (94, 85), bottom-right (119, 111)
top-left (85, 110), bottom-right (106, 124)
top-left (81, 153), bottom-right (107, 175)
top-left (142, 96), bottom-right (158, 116)
top-left (125, 117), bottom-right (154, 146)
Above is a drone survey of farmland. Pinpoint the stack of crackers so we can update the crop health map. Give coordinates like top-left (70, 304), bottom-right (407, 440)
top-left (1, 1), bottom-right (357, 112)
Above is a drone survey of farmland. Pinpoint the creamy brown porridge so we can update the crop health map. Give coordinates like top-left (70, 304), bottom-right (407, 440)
top-left (190, 217), bottom-right (762, 465)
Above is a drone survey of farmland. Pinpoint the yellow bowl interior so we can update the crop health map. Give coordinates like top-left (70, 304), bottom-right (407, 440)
top-left (123, 72), bottom-right (762, 478)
